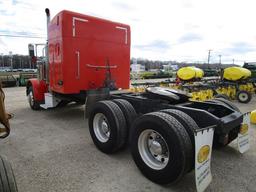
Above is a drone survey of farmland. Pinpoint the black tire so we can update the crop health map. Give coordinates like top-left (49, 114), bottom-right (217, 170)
top-left (88, 100), bottom-right (127, 154)
top-left (215, 94), bottom-right (230, 100)
top-left (212, 98), bottom-right (240, 112)
top-left (130, 112), bottom-right (193, 184)
top-left (112, 99), bottom-right (137, 147)
top-left (112, 99), bottom-right (137, 129)
top-left (27, 86), bottom-right (40, 110)
top-left (160, 109), bottom-right (199, 172)
top-left (236, 90), bottom-right (252, 103)
top-left (0, 156), bottom-right (18, 192)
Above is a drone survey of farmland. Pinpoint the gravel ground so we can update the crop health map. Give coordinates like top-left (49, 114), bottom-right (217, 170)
top-left (0, 86), bottom-right (256, 192)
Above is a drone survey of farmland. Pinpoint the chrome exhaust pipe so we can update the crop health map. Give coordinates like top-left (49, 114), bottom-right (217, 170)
top-left (45, 8), bottom-right (50, 83)
top-left (45, 8), bottom-right (50, 41)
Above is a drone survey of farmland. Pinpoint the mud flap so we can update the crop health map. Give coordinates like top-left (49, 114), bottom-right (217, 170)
top-left (194, 127), bottom-right (214, 192)
top-left (237, 112), bottom-right (250, 153)
top-left (85, 88), bottom-right (110, 118)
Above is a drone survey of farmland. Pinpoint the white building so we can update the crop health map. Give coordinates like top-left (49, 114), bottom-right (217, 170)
top-left (130, 64), bottom-right (145, 72)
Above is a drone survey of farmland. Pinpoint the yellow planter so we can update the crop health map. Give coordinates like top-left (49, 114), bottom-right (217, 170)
top-left (177, 67), bottom-right (204, 81)
top-left (223, 67), bottom-right (251, 81)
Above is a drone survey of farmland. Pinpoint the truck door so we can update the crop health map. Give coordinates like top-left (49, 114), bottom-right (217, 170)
top-left (49, 42), bottom-right (63, 92)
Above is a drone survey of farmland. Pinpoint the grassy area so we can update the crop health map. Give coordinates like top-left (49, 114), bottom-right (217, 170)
top-left (131, 71), bottom-right (173, 79)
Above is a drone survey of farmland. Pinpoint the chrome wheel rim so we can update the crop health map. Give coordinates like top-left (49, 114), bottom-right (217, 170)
top-left (28, 91), bottom-right (34, 106)
top-left (138, 129), bottom-right (169, 170)
top-left (93, 113), bottom-right (110, 143)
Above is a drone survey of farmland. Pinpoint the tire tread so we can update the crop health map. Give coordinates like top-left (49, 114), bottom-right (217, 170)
top-left (88, 100), bottom-right (127, 153)
top-left (161, 109), bottom-right (198, 172)
top-left (130, 111), bottom-right (193, 184)
top-left (0, 156), bottom-right (18, 192)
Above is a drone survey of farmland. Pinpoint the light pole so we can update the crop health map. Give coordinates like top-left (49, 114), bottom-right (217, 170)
top-left (207, 49), bottom-right (212, 69)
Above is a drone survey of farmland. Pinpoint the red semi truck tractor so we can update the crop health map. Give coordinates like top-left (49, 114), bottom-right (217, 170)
top-left (27, 9), bottom-right (130, 110)
top-left (26, 9), bottom-right (249, 188)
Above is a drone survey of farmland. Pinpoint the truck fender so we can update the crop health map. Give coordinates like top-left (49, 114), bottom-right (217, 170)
top-left (26, 79), bottom-right (48, 102)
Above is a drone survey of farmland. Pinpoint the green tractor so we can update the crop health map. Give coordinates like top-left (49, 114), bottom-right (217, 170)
top-left (243, 62), bottom-right (256, 82)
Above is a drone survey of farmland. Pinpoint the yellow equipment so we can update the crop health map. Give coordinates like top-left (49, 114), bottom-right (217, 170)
top-left (216, 86), bottom-right (236, 100)
top-left (239, 83), bottom-right (255, 93)
top-left (251, 110), bottom-right (256, 124)
top-left (223, 67), bottom-right (251, 81)
top-left (190, 89), bottom-right (214, 101)
top-left (177, 67), bottom-right (204, 81)
top-left (0, 83), bottom-right (12, 138)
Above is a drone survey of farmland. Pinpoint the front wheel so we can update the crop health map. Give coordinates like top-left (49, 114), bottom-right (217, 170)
top-left (27, 87), bottom-right (40, 110)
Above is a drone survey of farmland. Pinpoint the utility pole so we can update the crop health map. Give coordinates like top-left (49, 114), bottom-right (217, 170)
top-left (207, 49), bottom-right (212, 69)
top-left (219, 55), bottom-right (222, 64)
top-left (218, 54), bottom-right (222, 76)
top-left (207, 49), bottom-right (212, 64)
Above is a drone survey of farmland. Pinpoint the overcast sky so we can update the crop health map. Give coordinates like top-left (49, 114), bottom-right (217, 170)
top-left (1, 0), bottom-right (256, 64)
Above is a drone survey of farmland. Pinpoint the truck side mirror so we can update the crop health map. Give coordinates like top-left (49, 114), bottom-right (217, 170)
top-left (28, 44), bottom-right (35, 57)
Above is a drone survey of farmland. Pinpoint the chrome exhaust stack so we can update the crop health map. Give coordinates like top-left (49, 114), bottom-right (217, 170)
top-left (45, 8), bottom-right (50, 83)
top-left (45, 8), bottom-right (50, 41)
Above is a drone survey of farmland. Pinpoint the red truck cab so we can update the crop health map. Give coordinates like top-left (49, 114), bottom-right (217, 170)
top-left (27, 10), bottom-right (131, 109)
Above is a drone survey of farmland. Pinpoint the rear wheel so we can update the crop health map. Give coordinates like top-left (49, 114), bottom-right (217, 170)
top-left (89, 100), bottom-right (127, 153)
top-left (27, 86), bottom-right (40, 110)
top-left (160, 109), bottom-right (198, 172)
top-left (0, 156), bottom-right (18, 192)
top-left (236, 90), bottom-right (251, 103)
top-left (130, 112), bottom-right (193, 184)
top-left (112, 99), bottom-right (137, 129)
top-left (113, 99), bottom-right (137, 146)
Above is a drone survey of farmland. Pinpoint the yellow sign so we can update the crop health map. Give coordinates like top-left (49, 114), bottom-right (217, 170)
top-left (197, 145), bottom-right (210, 163)
top-left (240, 124), bottom-right (248, 135)
top-left (251, 110), bottom-right (256, 124)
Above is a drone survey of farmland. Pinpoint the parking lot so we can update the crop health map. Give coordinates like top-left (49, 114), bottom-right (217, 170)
top-left (1, 87), bottom-right (256, 192)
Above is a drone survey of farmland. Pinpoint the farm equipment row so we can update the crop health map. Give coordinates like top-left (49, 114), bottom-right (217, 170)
top-left (0, 71), bottom-right (37, 87)
top-left (131, 66), bottom-right (256, 103)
